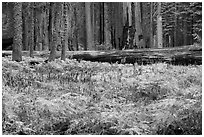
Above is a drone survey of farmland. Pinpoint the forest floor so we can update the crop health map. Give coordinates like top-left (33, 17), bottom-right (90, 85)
top-left (2, 54), bottom-right (202, 135)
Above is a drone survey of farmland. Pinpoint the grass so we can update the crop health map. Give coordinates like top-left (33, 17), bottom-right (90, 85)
top-left (2, 55), bottom-right (202, 135)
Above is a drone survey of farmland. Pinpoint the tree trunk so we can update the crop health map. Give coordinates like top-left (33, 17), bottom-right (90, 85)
top-left (12, 2), bottom-right (22, 61)
top-left (29, 3), bottom-right (35, 57)
top-left (157, 2), bottom-right (163, 48)
top-left (85, 2), bottom-right (94, 50)
top-left (38, 10), bottom-right (43, 51)
top-left (73, 6), bottom-right (79, 51)
top-left (149, 2), bottom-right (153, 48)
top-left (61, 2), bottom-right (67, 61)
top-left (91, 3), bottom-right (95, 47)
top-left (115, 3), bottom-right (123, 49)
top-left (93, 3), bottom-right (100, 46)
top-left (22, 5), bottom-right (26, 50)
top-left (22, 3), bottom-right (29, 51)
top-left (35, 8), bottom-right (42, 51)
top-left (48, 3), bottom-right (53, 51)
top-left (183, 18), bottom-right (187, 45)
top-left (48, 2), bottom-right (57, 61)
top-left (104, 2), bottom-right (111, 47)
top-left (56, 4), bottom-right (62, 50)
top-left (42, 7), bottom-right (49, 51)
top-left (174, 2), bottom-right (177, 47)
top-left (131, 3), bottom-right (136, 48)
top-left (134, 2), bottom-right (143, 48)
top-left (34, 6), bottom-right (37, 51)
top-left (127, 2), bottom-right (136, 49)
top-left (99, 2), bottom-right (104, 44)
top-left (128, 3), bottom-right (132, 26)
top-left (122, 2), bottom-right (132, 49)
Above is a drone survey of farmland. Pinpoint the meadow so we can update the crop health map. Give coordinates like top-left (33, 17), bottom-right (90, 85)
top-left (2, 56), bottom-right (202, 135)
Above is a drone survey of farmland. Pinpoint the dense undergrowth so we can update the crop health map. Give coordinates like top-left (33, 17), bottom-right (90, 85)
top-left (2, 56), bottom-right (202, 135)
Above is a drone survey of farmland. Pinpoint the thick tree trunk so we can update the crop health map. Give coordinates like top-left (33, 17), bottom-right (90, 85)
top-left (121, 2), bottom-right (133, 49)
top-left (35, 9), bottom-right (42, 51)
top-left (109, 3), bottom-right (116, 49)
top-left (61, 2), bottom-right (67, 61)
top-left (128, 3), bottom-right (132, 26)
top-left (126, 2), bottom-right (136, 49)
top-left (12, 2), bottom-right (22, 61)
top-left (115, 3), bottom-right (123, 49)
top-left (22, 3), bottom-right (29, 51)
top-left (85, 2), bottom-right (94, 50)
top-left (48, 2), bottom-right (57, 61)
top-left (104, 2), bottom-right (111, 47)
top-left (56, 4), bottom-right (62, 49)
top-left (134, 2), bottom-right (143, 49)
top-left (93, 3), bottom-right (100, 46)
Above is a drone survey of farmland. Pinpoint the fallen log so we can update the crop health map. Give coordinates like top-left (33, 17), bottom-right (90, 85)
top-left (71, 45), bottom-right (202, 65)
top-left (2, 45), bottom-right (202, 65)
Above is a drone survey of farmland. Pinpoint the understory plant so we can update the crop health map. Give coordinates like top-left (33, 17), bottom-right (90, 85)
top-left (2, 56), bottom-right (202, 135)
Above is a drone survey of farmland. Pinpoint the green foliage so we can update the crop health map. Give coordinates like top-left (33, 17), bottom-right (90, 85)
top-left (2, 56), bottom-right (202, 135)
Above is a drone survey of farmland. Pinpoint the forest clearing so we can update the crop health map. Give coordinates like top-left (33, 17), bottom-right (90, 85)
top-left (2, 2), bottom-right (202, 135)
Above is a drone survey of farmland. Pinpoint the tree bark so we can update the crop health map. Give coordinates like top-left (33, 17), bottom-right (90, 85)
top-left (174, 2), bottom-right (177, 47)
top-left (121, 2), bottom-right (133, 49)
top-left (22, 3), bottom-right (29, 51)
top-left (61, 2), bottom-right (67, 61)
top-left (128, 2), bottom-right (136, 49)
top-left (134, 2), bottom-right (143, 48)
top-left (99, 2), bottom-right (104, 44)
top-left (115, 3), bottom-right (123, 49)
top-left (34, 8), bottom-right (42, 51)
top-left (12, 2), bottom-right (22, 61)
top-left (104, 2), bottom-right (111, 47)
top-left (73, 6), bottom-right (79, 51)
top-left (183, 18), bottom-right (187, 45)
top-left (157, 2), bottom-right (163, 48)
top-left (149, 2), bottom-right (153, 48)
top-left (38, 9), bottom-right (43, 51)
top-left (48, 2), bottom-right (57, 61)
top-left (42, 6), bottom-right (49, 51)
top-left (56, 3), bottom-right (62, 49)
top-left (29, 3), bottom-right (35, 57)
top-left (128, 2), bottom-right (132, 26)
top-left (93, 3), bottom-right (100, 46)
top-left (85, 2), bottom-right (94, 50)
